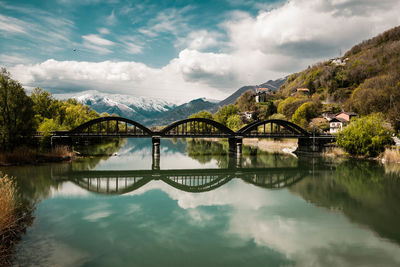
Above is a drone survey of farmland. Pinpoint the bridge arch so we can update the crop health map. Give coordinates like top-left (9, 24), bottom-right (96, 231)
top-left (161, 175), bottom-right (232, 193)
top-left (242, 171), bottom-right (307, 189)
top-left (237, 119), bottom-right (309, 138)
top-left (69, 116), bottom-right (153, 136)
top-left (160, 118), bottom-right (235, 137)
top-left (71, 176), bottom-right (153, 195)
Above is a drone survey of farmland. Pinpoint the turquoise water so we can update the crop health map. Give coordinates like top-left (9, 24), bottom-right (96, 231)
top-left (2, 139), bottom-right (400, 266)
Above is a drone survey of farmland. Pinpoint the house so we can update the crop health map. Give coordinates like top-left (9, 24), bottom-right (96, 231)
top-left (296, 88), bottom-right (310, 96)
top-left (328, 112), bottom-right (357, 133)
top-left (335, 112), bottom-right (357, 122)
top-left (239, 111), bottom-right (253, 121)
top-left (255, 88), bottom-right (271, 103)
top-left (329, 118), bottom-right (348, 134)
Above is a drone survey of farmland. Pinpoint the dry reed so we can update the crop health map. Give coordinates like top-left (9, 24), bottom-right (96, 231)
top-left (0, 173), bottom-right (34, 266)
top-left (381, 147), bottom-right (400, 163)
top-left (0, 174), bottom-right (16, 236)
top-left (0, 146), bottom-right (75, 165)
top-left (323, 146), bottom-right (346, 158)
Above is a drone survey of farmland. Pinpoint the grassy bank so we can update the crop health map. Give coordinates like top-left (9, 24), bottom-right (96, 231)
top-left (243, 138), bottom-right (298, 154)
top-left (0, 173), bottom-right (34, 266)
top-left (381, 147), bottom-right (400, 163)
top-left (0, 146), bottom-right (75, 166)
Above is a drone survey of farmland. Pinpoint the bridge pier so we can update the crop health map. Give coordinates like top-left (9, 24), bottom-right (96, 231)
top-left (152, 153), bottom-right (160, 170)
top-left (228, 137), bottom-right (243, 155)
top-left (152, 137), bottom-right (161, 170)
top-left (228, 137), bottom-right (243, 168)
top-left (152, 136), bottom-right (161, 155)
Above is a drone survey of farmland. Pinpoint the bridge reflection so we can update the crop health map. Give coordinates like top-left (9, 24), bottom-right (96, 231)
top-left (54, 167), bottom-right (310, 194)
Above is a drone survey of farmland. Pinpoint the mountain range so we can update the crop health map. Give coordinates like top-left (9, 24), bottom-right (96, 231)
top-left (55, 77), bottom-right (287, 126)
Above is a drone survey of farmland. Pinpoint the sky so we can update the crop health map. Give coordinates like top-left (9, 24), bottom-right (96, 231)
top-left (1, 0), bottom-right (400, 103)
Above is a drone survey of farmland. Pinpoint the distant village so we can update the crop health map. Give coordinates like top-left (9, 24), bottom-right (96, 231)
top-left (241, 86), bottom-right (357, 134)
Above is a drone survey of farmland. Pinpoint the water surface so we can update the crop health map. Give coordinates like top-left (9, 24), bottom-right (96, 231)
top-left (2, 138), bottom-right (400, 267)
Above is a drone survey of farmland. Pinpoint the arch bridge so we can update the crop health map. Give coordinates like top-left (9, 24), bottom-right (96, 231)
top-left (52, 116), bottom-right (334, 155)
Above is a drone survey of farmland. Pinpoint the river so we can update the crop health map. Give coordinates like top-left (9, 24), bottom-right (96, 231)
top-left (1, 138), bottom-right (400, 267)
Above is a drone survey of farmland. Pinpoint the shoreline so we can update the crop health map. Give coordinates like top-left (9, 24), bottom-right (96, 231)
top-left (0, 146), bottom-right (76, 167)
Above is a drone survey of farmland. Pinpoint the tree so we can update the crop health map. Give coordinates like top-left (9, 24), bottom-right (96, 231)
top-left (268, 113), bottom-right (287, 120)
top-left (292, 101), bottom-right (320, 128)
top-left (30, 87), bottom-right (59, 123)
top-left (214, 104), bottom-right (239, 126)
top-left (336, 113), bottom-right (393, 157)
top-left (277, 96), bottom-right (309, 119)
top-left (0, 68), bottom-right (36, 150)
top-left (235, 90), bottom-right (255, 112)
top-left (189, 110), bottom-right (213, 120)
top-left (253, 101), bottom-right (277, 120)
top-left (60, 102), bottom-right (99, 130)
top-left (226, 114), bottom-right (243, 131)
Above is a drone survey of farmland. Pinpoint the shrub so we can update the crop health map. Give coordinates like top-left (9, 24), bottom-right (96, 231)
top-left (336, 113), bottom-right (393, 157)
top-left (291, 101), bottom-right (320, 128)
top-left (214, 104), bottom-right (239, 126)
top-left (226, 114), bottom-right (243, 131)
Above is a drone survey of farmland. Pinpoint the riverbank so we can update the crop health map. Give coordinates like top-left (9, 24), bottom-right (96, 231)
top-left (0, 173), bottom-right (34, 266)
top-left (0, 146), bottom-right (75, 166)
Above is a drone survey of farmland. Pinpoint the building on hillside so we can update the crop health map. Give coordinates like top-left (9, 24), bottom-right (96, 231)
top-left (329, 117), bottom-right (348, 134)
top-left (327, 111), bottom-right (357, 133)
top-left (239, 111), bottom-right (253, 121)
top-left (255, 87), bottom-right (271, 103)
top-left (296, 88), bottom-right (310, 96)
top-left (335, 111), bottom-right (357, 122)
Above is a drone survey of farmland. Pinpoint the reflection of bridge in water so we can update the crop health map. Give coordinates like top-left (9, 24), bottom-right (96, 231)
top-left (53, 167), bottom-right (310, 194)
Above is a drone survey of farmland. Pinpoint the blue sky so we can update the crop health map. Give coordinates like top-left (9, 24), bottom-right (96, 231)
top-left (1, 0), bottom-right (399, 102)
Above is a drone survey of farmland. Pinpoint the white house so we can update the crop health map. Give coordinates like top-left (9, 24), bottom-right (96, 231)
top-left (329, 117), bottom-right (348, 133)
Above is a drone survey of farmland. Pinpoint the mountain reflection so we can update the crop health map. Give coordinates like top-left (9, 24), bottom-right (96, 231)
top-left (54, 166), bottom-right (309, 194)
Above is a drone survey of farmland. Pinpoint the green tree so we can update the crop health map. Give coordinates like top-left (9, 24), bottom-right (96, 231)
top-left (30, 87), bottom-right (59, 123)
top-left (226, 114), bottom-right (243, 131)
top-left (292, 101), bottom-right (320, 128)
top-left (277, 96), bottom-right (308, 119)
top-left (189, 110), bottom-right (213, 120)
top-left (60, 102), bottom-right (99, 130)
top-left (253, 101), bottom-right (277, 120)
top-left (268, 113), bottom-right (286, 120)
top-left (0, 68), bottom-right (36, 150)
top-left (214, 104), bottom-right (239, 126)
top-left (336, 113), bottom-right (393, 157)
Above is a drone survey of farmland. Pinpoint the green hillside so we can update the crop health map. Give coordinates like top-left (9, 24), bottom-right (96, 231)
top-left (278, 26), bottom-right (400, 130)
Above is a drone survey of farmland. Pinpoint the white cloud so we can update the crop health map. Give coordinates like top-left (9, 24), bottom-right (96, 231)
top-left (98, 27), bottom-right (110, 35)
top-left (82, 34), bottom-right (114, 46)
top-left (0, 14), bottom-right (26, 33)
top-left (106, 9), bottom-right (117, 25)
top-left (9, 58), bottom-right (229, 102)
top-left (0, 54), bottom-right (32, 65)
top-left (138, 7), bottom-right (193, 37)
top-left (224, 0), bottom-right (400, 61)
top-left (81, 34), bottom-right (115, 54)
top-left (118, 36), bottom-right (144, 55)
top-left (175, 30), bottom-right (225, 50)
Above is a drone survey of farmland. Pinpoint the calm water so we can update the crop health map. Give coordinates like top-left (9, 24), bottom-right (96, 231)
top-left (2, 138), bottom-right (400, 267)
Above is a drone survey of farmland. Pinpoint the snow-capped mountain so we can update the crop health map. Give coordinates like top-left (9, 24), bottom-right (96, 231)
top-left (55, 90), bottom-right (177, 124)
